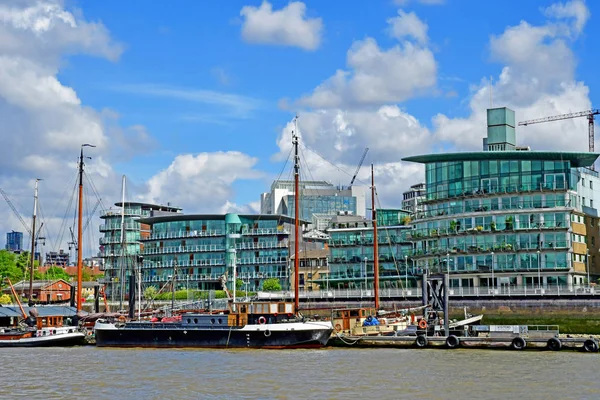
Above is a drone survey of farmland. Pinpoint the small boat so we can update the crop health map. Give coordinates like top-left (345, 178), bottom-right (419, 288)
top-left (0, 279), bottom-right (85, 347)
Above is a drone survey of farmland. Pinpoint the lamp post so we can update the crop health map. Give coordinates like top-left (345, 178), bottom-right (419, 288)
top-left (446, 252), bottom-right (450, 287)
top-left (587, 249), bottom-right (590, 288)
top-left (404, 255), bottom-right (408, 290)
top-left (537, 250), bottom-right (541, 290)
top-left (490, 251), bottom-right (494, 294)
top-left (364, 257), bottom-right (368, 290)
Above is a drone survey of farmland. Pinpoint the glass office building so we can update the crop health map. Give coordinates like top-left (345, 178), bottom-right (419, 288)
top-left (325, 212), bottom-right (413, 289)
top-left (403, 107), bottom-right (600, 290)
top-left (138, 214), bottom-right (297, 292)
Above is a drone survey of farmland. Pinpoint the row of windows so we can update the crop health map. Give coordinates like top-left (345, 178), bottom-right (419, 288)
top-left (414, 252), bottom-right (569, 271)
top-left (420, 193), bottom-right (568, 220)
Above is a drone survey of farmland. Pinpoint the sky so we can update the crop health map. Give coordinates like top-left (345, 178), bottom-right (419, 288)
top-left (0, 0), bottom-right (599, 257)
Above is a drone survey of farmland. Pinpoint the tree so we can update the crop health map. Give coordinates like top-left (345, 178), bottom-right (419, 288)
top-left (262, 278), bottom-right (282, 292)
top-left (41, 266), bottom-right (70, 281)
top-left (0, 250), bottom-right (23, 285)
top-left (236, 278), bottom-right (244, 290)
top-left (144, 285), bottom-right (158, 300)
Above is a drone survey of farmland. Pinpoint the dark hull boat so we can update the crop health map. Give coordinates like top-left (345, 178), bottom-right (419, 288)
top-left (94, 316), bottom-right (332, 349)
top-left (95, 301), bottom-right (333, 349)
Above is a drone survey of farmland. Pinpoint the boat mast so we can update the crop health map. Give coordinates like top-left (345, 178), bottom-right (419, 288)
top-left (371, 164), bottom-right (380, 310)
top-left (28, 178), bottom-right (40, 307)
top-left (77, 144), bottom-right (95, 312)
top-left (119, 175), bottom-right (126, 311)
top-left (293, 115), bottom-right (300, 313)
top-left (7, 278), bottom-right (27, 319)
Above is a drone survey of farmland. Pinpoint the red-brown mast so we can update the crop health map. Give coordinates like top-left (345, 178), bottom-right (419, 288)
top-left (371, 164), bottom-right (380, 310)
top-left (293, 116), bottom-right (300, 313)
top-left (77, 144), bottom-right (95, 312)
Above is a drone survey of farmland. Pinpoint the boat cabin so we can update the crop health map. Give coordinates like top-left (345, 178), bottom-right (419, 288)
top-left (232, 301), bottom-right (296, 326)
top-left (36, 316), bottom-right (64, 330)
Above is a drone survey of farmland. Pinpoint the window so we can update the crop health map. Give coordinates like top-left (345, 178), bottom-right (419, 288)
top-left (591, 199), bottom-right (594, 209)
top-left (583, 197), bottom-right (586, 207)
top-left (591, 180), bottom-right (593, 189)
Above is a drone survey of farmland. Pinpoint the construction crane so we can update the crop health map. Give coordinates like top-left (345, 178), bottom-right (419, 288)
top-left (350, 147), bottom-right (369, 186)
top-left (518, 109), bottom-right (600, 153)
top-left (0, 187), bottom-right (31, 235)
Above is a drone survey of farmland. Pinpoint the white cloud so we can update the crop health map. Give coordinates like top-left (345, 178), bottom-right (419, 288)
top-left (240, 1), bottom-right (322, 51)
top-left (432, 0), bottom-right (592, 153)
top-left (113, 83), bottom-right (261, 119)
top-left (544, 0), bottom-right (590, 36)
top-left (140, 152), bottom-right (264, 213)
top-left (0, 0), bottom-right (149, 258)
top-left (296, 11), bottom-right (436, 109)
top-left (387, 9), bottom-right (428, 44)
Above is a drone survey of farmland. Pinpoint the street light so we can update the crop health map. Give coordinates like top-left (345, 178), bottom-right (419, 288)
top-left (490, 251), bottom-right (494, 294)
top-left (364, 257), bottom-right (368, 290)
top-left (446, 252), bottom-right (450, 287)
top-left (587, 249), bottom-right (590, 289)
top-left (537, 250), bottom-right (541, 290)
top-left (404, 255), bottom-right (408, 290)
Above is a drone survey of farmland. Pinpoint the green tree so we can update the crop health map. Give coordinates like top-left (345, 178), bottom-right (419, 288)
top-left (0, 250), bottom-right (23, 285)
top-left (41, 266), bottom-right (70, 281)
top-left (262, 278), bottom-right (282, 292)
top-left (16, 251), bottom-right (29, 274)
top-left (144, 285), bottom-right (158, 300)
top-left (236, 278), bottom-right (244, 290)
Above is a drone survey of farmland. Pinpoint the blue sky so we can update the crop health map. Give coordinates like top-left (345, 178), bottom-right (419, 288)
top-left (0, 0), bottom-right (599, 252)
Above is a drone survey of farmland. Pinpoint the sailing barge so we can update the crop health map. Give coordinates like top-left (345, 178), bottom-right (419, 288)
top-left (95, 301), bottom-right (332, 348)
top-left (94, 117), bottom-right (334, 348)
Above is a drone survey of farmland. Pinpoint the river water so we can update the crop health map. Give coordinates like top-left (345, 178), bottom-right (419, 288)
top-left (1, 347), bottom-right (599, 399)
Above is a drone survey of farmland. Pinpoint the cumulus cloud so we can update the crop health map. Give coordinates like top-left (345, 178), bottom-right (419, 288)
top-left (296, 11), bottom-right (436, 109)
top-left (387, 9), bottom-right (429, 44)
top-left (432, 0), bottom-right (592, 153)
top-left (0, 0), bottom-right (147, 257)
top-left (240, 1), bottom-right (322, 51)
top-left (141, 152), bottom-right (264, 213)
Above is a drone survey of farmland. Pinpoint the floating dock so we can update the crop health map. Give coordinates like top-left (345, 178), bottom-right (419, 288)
top-left (331, 328), bottom-right (599, 353)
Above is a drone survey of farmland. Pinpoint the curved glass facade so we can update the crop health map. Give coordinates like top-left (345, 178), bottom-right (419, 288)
top-left (403, 153), bottom-right (598, 290)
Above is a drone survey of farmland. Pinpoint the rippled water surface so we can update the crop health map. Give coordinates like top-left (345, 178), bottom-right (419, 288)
top-left (1, 347), bottom-right (599, 399)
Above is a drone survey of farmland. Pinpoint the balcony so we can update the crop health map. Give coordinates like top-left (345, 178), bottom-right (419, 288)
top-left (235, 241), bottom-right (288, 250)
top-left (142, 244), bottom-right (226, 255)
top-left (243, 228), bottom-right (289, 236)
top-left (143, 259), bottom-right (225, 268)
top-left (237, 256), bottom-right (288, 265)
top-left (99, 222), bottom-right (139, 232)
top-left (143, 230), bottom-right (225, 241)
top-left (99, 237), bottom-right (140, 245)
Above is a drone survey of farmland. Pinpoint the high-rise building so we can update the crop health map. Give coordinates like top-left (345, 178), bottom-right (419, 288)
top-left (402, 107), bottom-right (600, 290)
top-left (260, 180), bottom-right (366, 230)
top-left (5, 231), bottom-right (23, 251)
top-left (45, 250), bottom-right (69, 266)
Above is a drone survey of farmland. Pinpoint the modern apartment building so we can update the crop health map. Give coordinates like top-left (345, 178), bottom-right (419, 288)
top-left (323, 210), bottom-right (413, 290)
top-left (5, 231), bottom-right (23, 251)
top-left (402, 183), bottom-right (426, 216)
top-left (99, 201), bottom-right (181, 298)
top-left (402, 107), bottom-right (600, 291)
top-left (260, 180), bottom-right (366, 230)
top-left (45, 250), bottom-right (69, 267)
top-left (138, 213), bottom-right (302, 293)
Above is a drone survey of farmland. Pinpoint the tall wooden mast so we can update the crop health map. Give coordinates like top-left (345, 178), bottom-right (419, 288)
top-left (77, 144), bottom-right (95, 312)
top-left (293, 116), bottom-right (300, 313)
top-left (371, 164), bottom-right (380, 310)
top-left (28, 178), bottom-right (40, 307)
